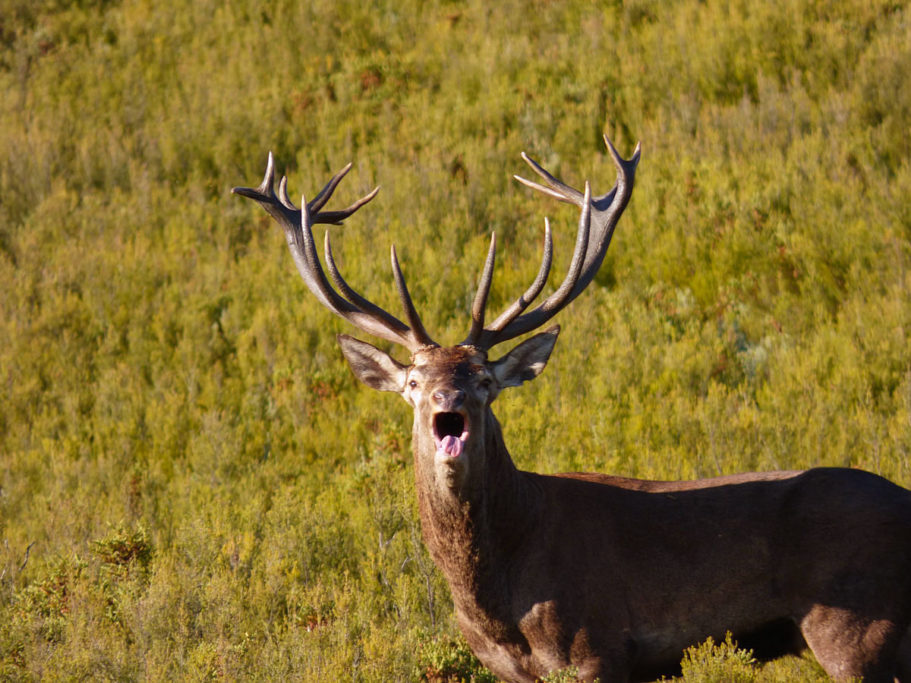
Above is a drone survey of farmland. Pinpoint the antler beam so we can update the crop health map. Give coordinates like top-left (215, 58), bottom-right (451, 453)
top-left (232, 154), bottom-right (437, 353)
top-left (462, 135), bottom-right (640, 350)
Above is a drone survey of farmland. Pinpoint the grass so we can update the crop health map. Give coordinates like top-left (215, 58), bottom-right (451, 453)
top-left (2, 0), bottom-right (910, 679)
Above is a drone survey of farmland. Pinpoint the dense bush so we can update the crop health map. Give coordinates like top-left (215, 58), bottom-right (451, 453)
top-left (2, 0), bottom-right (909, 679)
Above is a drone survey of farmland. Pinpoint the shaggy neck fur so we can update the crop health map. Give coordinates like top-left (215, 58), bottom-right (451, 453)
top-left (413, 407), bottom-right (542, 634)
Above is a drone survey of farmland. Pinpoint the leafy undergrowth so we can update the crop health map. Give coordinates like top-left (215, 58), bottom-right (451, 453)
top-left (415, 634), bottom-right (497, 682)
top-left (2, 0), bottom-right (910, 679)
top-left (673, 633), bottom-right (833, 683)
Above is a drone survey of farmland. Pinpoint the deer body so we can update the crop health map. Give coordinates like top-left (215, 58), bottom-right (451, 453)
top-left (233, 139), bottom-right (911, 681)
top-left (346, 336), bottom-right (911, 682)
top-left (429, 463), bottom-right (911, 682)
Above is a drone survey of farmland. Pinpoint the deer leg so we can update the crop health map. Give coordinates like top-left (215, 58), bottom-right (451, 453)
top-left (799, 605), bottom-right (903, 682)
top-left (896, 627), bottom-right (911, 682)
top-left (572, 637), bottom-right (638, 683)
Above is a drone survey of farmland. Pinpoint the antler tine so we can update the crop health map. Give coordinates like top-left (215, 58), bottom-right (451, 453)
top-left (277, 175), bottom-right (298, 210)
top-left (317, 185), bottom-right (381, 225)
top-left (321, 232), bottom-right (411, 342)
top-left (462, 221), bottom-right (556, 347)
top-left (307, 162), bottom-right (383, 223)
top-left (390, 245), bottom-right (435, 348)
top-left (486, 221), bottom-right (554, 333)
top-left (233, 155), bottom-right (437, 353)
top-left (465, 234), bottom-right (498, 345)
top-left (514, 153), bottom-right (584, 206)
top-left (309, 162), bottom-right (352, 214)
top-left (467, 137), bottom-right (639, 350)
top-left (487, 184), bottom-right (592, 343)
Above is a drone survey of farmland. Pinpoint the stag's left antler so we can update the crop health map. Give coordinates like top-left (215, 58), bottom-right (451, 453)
top-left (462, 135), bottom-right (640, 350)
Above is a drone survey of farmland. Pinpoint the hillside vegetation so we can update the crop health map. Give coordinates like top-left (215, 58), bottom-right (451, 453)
top-left (2, 0), bottom-right (910, 680)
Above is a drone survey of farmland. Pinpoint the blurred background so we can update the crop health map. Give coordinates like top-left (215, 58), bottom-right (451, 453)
top-left (1, 0), bottom-right (909, 679)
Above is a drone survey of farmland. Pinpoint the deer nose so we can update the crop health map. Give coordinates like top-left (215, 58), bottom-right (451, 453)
top-left (432, 389), bottom-right (465, 411)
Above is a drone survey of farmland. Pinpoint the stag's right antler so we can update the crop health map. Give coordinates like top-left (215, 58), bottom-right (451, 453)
top-left (232, 153), bottom-right (438, 353)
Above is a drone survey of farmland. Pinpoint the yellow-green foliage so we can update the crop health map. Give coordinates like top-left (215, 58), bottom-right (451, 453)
top-left (678, 633), bottom-right (759, 683)
top-left (1, 0), bottom-right (910, 680)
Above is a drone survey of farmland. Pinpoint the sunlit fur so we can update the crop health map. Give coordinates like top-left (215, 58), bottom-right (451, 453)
top-left (342, 334), bottom-right (911, 683)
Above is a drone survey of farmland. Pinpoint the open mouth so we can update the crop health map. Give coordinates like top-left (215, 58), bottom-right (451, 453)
top-left (433, 412), bottom-right (469, 458)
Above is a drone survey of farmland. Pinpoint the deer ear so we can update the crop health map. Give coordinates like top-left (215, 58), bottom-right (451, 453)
top-left (491, 326), bottom-right (560, 388)
top-left (337, 334), bottom-right (408, 393)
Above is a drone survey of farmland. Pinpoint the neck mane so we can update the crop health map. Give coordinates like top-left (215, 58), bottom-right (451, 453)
top-left (413, 408), bottom-right (541, 628)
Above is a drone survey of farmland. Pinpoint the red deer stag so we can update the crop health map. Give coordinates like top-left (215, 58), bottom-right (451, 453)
top-left (233, 138), bottom-right (911, 682)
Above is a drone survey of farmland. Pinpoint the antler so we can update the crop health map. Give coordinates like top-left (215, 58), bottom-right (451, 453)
top-left (233, 137), bottom-right (638, 355)
top-left (232, 153), bottom-right (437, 352)
top-left (461, 135), bottom-right (640, 350)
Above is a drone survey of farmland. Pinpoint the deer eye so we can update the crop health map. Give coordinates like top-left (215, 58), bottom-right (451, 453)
top-left (408, 380), bottom-right (418, 389)
top-left (478, 377), bottom-right (492, 390)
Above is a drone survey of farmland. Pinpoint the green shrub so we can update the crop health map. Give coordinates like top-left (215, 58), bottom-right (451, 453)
top-left (678, 633), bottom-right (758, 682)
top-left (414, 633), bottom-right (497, 683)
top-left (2, 0), bottom-right (909, 679)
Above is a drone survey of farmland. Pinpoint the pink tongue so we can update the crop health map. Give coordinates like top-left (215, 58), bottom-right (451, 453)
top-left (438, 435), bottom-right (463, 458)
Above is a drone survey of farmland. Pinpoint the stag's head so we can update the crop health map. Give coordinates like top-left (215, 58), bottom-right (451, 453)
top-left (232, 137), bottom-right (639, 499)
top-left (334, 327), bottom-right (559, 498)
